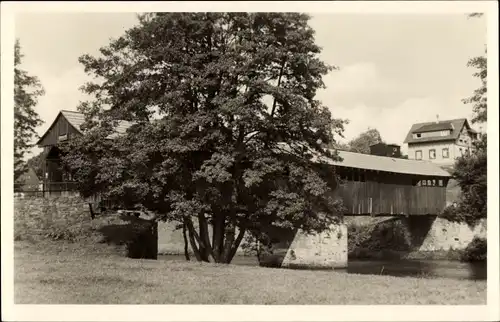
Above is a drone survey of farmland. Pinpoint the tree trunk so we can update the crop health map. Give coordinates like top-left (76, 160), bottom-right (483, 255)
top-left (182, 219), bottom-right (190, 261)
top-left (186, 217), bottom-right (202, 261)
top-left (221, 221), bottom-right (236, 263)
top-left (228, 227), bottom-right (246, 263)
top-left (198, 212), bottom-right (216, 262)
top-left (186, 216), bottom-right (215, 262)
top-left (212, 213), bottom-right (226, 261)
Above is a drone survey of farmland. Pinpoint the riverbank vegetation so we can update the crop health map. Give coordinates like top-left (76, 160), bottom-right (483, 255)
top-left (346, 218), bottom-right (486, 262)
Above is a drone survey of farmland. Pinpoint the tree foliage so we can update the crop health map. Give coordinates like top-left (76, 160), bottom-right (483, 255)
top-left (462, 54), bottom-right (487, 124)
top-left (441, 134), bottom-right (487, 225)
top-left (62, 13), bottom-right (346, 264)
top-left (14, 39), bottom-right (45, 181)
top-left (462, 14), bottom-right (487, 124)
top-left (347, 128), bottom-right (383, 154)
top-left (26, 150), bottom-right (47, 180)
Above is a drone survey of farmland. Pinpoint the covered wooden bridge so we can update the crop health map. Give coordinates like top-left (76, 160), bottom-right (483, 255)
top-left (326, 150), bottom-right (451, 216)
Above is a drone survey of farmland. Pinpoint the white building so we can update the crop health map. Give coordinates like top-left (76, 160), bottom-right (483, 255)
top-left (403, 118), bottom-right (480, 166)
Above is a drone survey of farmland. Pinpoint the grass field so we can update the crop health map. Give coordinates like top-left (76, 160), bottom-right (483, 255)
top-left (14, 241), bottom-right (486, 305)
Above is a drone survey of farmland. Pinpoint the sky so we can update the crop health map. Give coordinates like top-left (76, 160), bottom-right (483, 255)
top-left (15, 13), bottom-right (487, 157)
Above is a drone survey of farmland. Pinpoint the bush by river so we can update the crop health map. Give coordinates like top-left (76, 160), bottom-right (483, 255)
top-left (347, 217), bottom-right (486, 263)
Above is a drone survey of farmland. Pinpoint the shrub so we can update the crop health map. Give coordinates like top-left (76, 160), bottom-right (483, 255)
top-left (460, 237), bottom-right (487, 262)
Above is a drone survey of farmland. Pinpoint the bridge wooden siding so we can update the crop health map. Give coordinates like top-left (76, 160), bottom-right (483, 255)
top-left (335, 181), bottom-right (447, 216)
top-left (318, 149), bottom-right (452, 217)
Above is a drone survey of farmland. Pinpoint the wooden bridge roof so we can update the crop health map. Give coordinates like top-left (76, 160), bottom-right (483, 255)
top-left (278, 143), bottom-right (451, 178)
top-left (330, 150), bottom-right (451, 177)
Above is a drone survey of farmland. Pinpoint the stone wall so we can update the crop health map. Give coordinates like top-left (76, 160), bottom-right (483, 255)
top-left (258, 223), bottom-right (348, 269)
top-left (417, 217), bottom-right (486, 251)
top-left (14, 195), bottom-right (91, 242)
top-left (14, 196), bottom-right (158, 259)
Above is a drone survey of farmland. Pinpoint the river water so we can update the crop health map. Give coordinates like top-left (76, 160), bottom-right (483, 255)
top-left (159, 255), bottom-right (486, 281)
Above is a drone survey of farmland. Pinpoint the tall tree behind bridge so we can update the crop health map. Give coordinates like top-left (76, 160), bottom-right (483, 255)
top-left (347, 128), bottom-right (383, 154)
top-left (14, 39), bottom-right (45, 181)
top-left (62, 13), bottom-right (346, 264)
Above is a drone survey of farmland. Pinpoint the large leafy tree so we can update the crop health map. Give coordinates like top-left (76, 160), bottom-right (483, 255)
top-left (62, 13), bottom-right (346, 263)
top-left (14, 39), bottom-right (45, 181)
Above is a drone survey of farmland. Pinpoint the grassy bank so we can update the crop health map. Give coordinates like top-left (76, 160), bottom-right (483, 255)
top-left (14, 241), bottom-right (486, 305)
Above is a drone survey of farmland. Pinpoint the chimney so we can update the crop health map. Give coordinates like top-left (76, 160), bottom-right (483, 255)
top-left (436, 114), bottom-right (439, 124)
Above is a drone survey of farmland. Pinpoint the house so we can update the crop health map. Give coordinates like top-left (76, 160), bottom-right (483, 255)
top-left (403, 118), bottom-right (480, 165)
top-left (36, 110), bottom-right (132, 196)
top-left (369, 142), bottom-right (402, 158)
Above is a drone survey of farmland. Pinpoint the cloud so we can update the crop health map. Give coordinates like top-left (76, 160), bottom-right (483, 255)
top-left (317, 62), bottom-right (402, 109)
top-left (326, 62), bottom-right (384, 93)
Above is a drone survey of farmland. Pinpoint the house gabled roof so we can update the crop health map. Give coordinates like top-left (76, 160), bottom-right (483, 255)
top-left (403, 118), bottom-right (473, 144)
top-left (415, 122), bottom-right (454, 133)
top-left (60, 110), bottom-right (134, 136)
top-left (61, 110), bottom-right (86, 133)
top-left (36, 110), bottom-right (134, 146)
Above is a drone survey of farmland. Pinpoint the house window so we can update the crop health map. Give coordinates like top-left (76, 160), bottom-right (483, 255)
top-left (442, 148), bottom-right (449, 158)
top-left (429, 149), bottom-right (436, 159)
top-left (438, 179), bottom-right (443, 187)
top-left (415, 150), bottom-right (422, 160)
top-left (416, 133), bottom-right (422, 138)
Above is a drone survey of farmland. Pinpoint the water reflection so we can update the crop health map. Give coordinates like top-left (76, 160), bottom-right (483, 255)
top-left (345, 260), bottom-right (486, 280)
top-left (159, 255), bottom-right (486, 281)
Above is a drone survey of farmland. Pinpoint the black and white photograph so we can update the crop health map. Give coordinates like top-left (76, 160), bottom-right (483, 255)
top-left (1, 1), bottom-right (499, 321)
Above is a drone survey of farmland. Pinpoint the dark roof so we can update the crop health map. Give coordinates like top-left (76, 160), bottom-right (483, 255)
top-left (36, 110), bottom-right (134, 145)
top-left (403, 118), bottom-right (473, 144)
top-left (415, 122), bottom-right (454, 133)
top-left (369, 142), bottom-right (400, 148)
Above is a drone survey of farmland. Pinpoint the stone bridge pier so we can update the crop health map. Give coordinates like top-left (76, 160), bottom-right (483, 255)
top-left (257, 215), bottom-right (487, 269)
